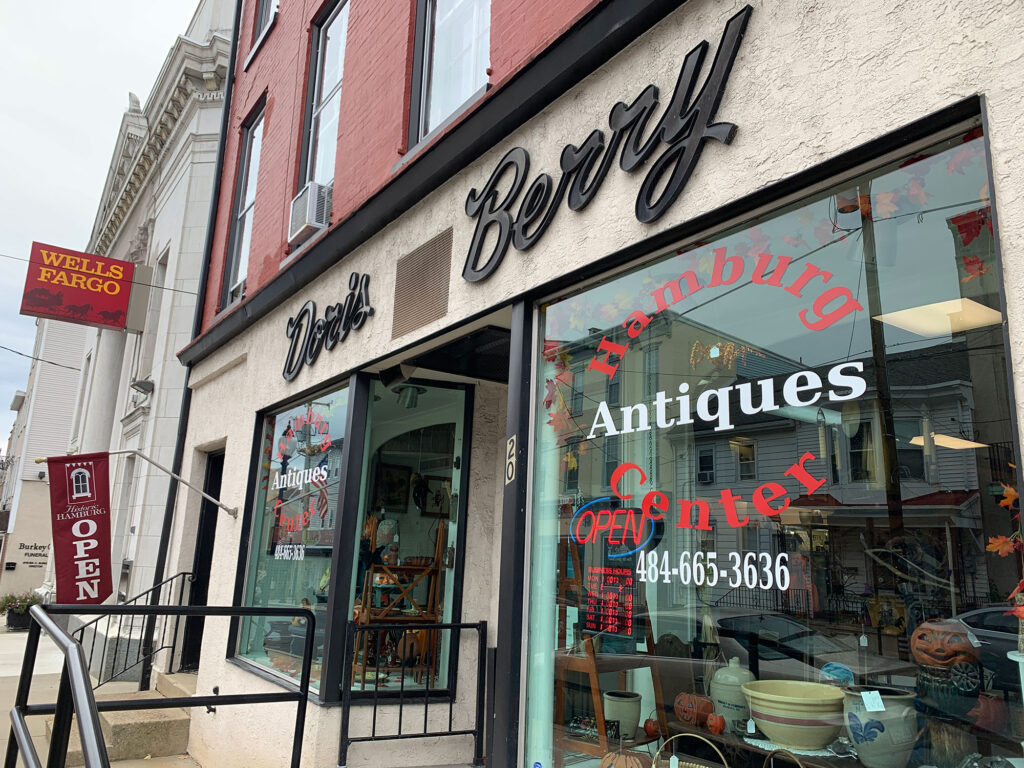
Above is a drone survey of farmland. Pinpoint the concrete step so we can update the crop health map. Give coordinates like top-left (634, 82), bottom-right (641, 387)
top-left (110, 757), bottom-right (200, 767)
top-left (155, 670), bottom-right (198, 700)
top-left (45, 690), bottom-right (190, 767)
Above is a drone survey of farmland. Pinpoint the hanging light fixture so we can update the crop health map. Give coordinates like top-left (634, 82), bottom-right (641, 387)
top-left (394, 384), bottom-right (427, 409)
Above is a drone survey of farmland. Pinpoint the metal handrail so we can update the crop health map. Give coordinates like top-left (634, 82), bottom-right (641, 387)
top-left (72, 571), bottom-right (194, 689)
top-left (6, 604), bottom-right (316, 768)
top-left (338, 620), bottom-right (488, 768)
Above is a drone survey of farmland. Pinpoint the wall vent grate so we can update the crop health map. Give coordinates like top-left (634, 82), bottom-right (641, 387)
top-left (392, 228), bottom-right (452, 339)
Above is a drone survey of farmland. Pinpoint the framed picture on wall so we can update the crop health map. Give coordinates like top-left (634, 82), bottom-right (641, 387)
top-left (376, 463), bottom-right (411, 512)
top-left (422, 476), bottom-right (452, 518)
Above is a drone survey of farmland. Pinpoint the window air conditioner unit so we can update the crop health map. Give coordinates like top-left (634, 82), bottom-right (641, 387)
top-left (697, 470), bottom-right (714, 484)
top-left (288, 181), bottom-right (331, 245)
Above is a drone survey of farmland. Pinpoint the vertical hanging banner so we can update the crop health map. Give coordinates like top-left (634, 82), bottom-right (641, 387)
top-left (46, 453), bottom-right (113, 604)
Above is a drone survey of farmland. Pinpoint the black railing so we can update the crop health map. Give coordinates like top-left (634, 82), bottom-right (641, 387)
top-left (7, 604), bottom-right (315, 768)
top-left (72, 571), bottom-right (193, 690)
top-left (338, 621), bottom-right (488, 768)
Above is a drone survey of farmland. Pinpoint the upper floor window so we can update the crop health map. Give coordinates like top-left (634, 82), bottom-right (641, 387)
top-left (894, 418), bottom-right (925, 480)
top-left (411, 0), bottom-right (490, 143)
top-left (732, 439), bottom-right (756, 481)
top-left (225, 106), bottom-right (264, 305)
top-left (305, 2), bottom-right (350, 188)
top-left (254, 0), bottom-right (278, 41)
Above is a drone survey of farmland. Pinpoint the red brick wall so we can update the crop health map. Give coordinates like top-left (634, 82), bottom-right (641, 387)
top-left (200, 0), bottom-right (600, 332)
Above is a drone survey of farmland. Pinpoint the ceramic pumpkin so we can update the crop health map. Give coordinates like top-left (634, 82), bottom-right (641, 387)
top-left (598, 748), bottom-right (653, 768)
top-left (706, 713), bottom-right (726, 734)
top-left (674, 692), bottom-right (714, 726)
top-left (910, 619), bottom-right (979, 667)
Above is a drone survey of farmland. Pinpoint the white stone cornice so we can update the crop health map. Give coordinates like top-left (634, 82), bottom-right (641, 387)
top-left (88, 33), bottom-right (230, 256)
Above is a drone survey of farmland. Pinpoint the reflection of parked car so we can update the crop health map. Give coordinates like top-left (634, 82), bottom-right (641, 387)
top-left (670, 607), bottom-right (913, 686)
top-left (956, 607), bottom-right (1019, 689)
top-left (579, 606), bottom-right (912, 700)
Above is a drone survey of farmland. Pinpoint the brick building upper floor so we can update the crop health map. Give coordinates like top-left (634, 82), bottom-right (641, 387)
top-left (197, 0), bottom-right (602, 338)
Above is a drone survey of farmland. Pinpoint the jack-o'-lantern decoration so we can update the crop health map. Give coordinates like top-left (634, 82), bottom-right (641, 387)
top-left (706, 713), bottom-right (727, 735)
top-left (910, 619), bottom-right (979, 667)
top-left (674, 692), bottom-right (714, 726)
top-left (599, 747), bottom-right (653, 768)
top-left (968, 693), bottom-right (1009, 732)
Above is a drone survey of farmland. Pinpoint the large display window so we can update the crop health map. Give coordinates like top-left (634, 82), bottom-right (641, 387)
top-left (238, 385), bottom-right (349, 687)
top-left (526, 126), bottom-right (1023, 768)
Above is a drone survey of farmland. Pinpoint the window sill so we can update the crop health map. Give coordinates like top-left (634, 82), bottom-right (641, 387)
top-left (243, 12), bottom-right (278, 72)
top-left (279, 229), bottom-right (325, 270)
top-left (217, 287), bottom-right (246, 317)
top-left (225, 655), bottom-right (326, 704)
top-left (393, 83), bottom-right (490, 174)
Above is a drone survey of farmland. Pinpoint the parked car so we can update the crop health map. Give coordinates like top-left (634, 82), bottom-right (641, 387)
top-left (572, 605), bottom-right (912, 697)
top-left (955, 606), bottom-right (1020, 690)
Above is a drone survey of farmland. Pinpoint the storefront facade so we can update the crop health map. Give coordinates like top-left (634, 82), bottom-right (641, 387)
top-left (175, 1), bottom-right (1024, 766)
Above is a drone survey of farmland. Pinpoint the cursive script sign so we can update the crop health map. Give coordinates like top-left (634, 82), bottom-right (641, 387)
top-left (282, 272), bottom-right (374, 381)
top-left (462, 5), bottom-right (752, 283)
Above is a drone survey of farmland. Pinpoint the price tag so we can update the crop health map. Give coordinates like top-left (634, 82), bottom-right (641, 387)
top-left (967, 631), bottom-right (982, 648)
top-left (861, 690), bottom-right (885, 712)
top-left (859, 634), bottom-right (868, 647)
top-left (747, 718), bottom-right (756, 734)
top-left (669, 756), bottom-right (679, 768)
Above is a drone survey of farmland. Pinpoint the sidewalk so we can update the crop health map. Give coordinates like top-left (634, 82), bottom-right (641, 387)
top-left (0, 624), bottom-right (199, 767)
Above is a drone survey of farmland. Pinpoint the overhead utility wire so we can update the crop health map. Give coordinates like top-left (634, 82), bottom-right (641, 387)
top-left (0, 344), bottom-right (80, 372)
top-left (0, 252), bottom-right (198, 296)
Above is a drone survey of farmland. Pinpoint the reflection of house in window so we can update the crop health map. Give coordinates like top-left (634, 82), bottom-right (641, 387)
top-left (731, 439), bottom-right (756, 481)
top-left (564, 437), bottom-right (581, 492)
top-left (71, 468), bottom-right (92, 499)
top-left (848, 419), bottom-right (876, 482)
top-left (696, 446), bottom-right (715, 484)
top-left (894, 418), bottom-right (925, 479)
top-left (603, 434), bottom-right (619, 488)
top-left (569, 363), bottom-right (584, 416)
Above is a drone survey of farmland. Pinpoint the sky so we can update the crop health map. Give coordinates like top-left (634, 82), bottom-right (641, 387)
top-left (0, 1), bottom-right (202, 446)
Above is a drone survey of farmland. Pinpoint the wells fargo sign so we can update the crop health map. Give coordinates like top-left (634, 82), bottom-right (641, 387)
top-left (21, 242), bottom-right (135, 330)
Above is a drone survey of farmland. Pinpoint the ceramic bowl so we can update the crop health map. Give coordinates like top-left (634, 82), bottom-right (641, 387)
top-left (742, 680), bottom-right (844, 749)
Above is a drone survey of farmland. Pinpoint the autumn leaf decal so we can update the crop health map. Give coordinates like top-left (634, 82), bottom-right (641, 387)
top-left (544, 379), bottom-right (557, 409)
top-left (987, 535), bottom-right (1017, 557)
top-left (872, 191), bottom-right (898, 219)
top-left (961, 254), bottom-right (991, 283)
top-left (999, 482), bottom-right (1019, 510)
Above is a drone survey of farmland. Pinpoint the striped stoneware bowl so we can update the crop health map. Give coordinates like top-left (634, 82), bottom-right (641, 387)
top-left (742, 680), bottom-right (845, 749)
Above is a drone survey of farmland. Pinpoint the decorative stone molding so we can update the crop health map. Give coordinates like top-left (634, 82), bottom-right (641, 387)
top-left (89, 34), bottom-right (230, 256)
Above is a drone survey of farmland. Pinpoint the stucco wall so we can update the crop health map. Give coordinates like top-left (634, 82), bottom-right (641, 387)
top-left (181, 0), bottom-right (1024, 765)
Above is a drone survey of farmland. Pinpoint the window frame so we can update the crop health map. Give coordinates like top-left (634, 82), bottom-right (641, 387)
top-left (407, 0), bottom-right (491, 150)
top-left (222, 102), bottom-right (265, 308)
top-left (244, 0), bottom-right (279, 69)
top-left (696, 445), bottom-right (715, 485)
top-left (299, 1), bottom-right (350, 191)
top-left (732, 438), bottom-right (757, 481)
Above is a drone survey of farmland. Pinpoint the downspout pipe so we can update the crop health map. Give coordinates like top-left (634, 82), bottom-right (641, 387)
top-left (140, 0), bottom-right (243, 688)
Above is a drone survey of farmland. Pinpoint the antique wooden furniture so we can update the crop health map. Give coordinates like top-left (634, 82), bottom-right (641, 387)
top-left (553, 536), bottom-right (669, 767)
top-left (351, 521), bottom-right (448, 689)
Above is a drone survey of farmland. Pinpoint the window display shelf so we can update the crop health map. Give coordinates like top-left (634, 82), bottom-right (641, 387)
top-left (666, 721), bottom-right (844, 767)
